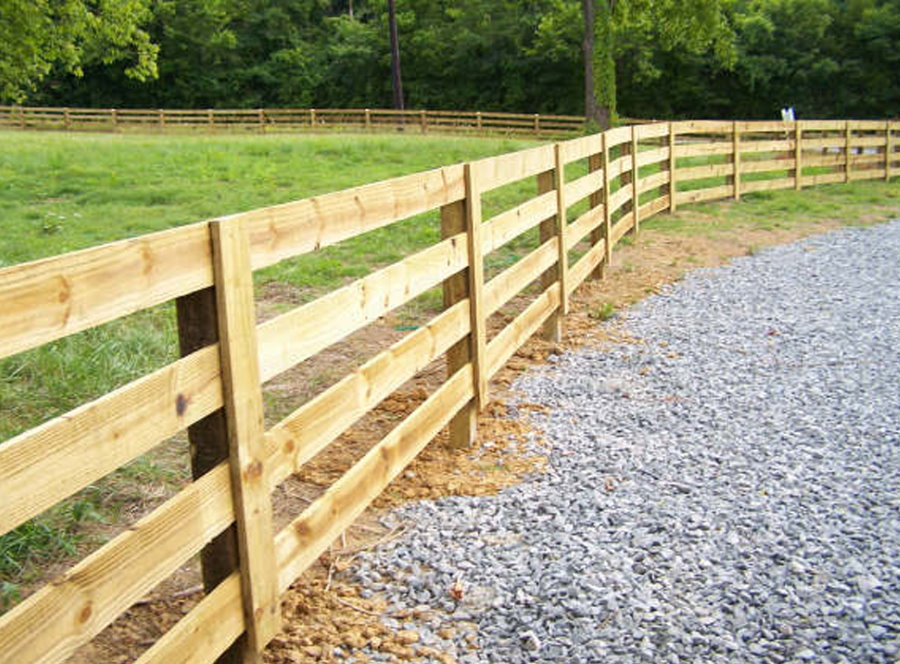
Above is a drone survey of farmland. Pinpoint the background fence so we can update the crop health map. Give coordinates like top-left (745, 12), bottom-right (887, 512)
top-left (0, 119), bottom-right (896, 664)
top-left (0, 105), bottom-right (593, 137)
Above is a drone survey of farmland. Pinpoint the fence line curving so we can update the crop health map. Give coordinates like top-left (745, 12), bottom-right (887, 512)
top-left (0, 118), bottom-right (896, 664)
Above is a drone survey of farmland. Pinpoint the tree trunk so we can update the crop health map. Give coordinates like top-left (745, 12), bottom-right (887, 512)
top-left (388, 0), bottom-right (404, 110)
top-left (582, 0), bottom-right (597, 124)
top-left (582, 0), bottom-right (616, 129)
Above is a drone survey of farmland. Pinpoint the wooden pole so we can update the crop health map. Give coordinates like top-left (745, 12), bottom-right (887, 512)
top-left (63, 107), bottom-right (71, 131)
top-left (387, 0), bottom-right (405, 110)
top-left (668, 122), bottom-right (677, 212)
top-left (554, 144), bottom-right (570, 315)
top-left (258, 109), bottom-right (265, 134)
top-left (364, 108), bottom-right (371, 130)
top-left (630, 125), bottom-right (640, 235)
top-left (537, 168), bottom-right (561, 342)
top-left (845, 121), bottom-right (852, 183)
top-left (602, 132), bottom-right (613, 265)
top-left (476, 111), bottom-right (482, 132)
top-left (441, 199), bottom-right (476, 449)
top-left (420, 110), bottom-right (427, 133)
top-left (588, 149), bottom-right (605, 280)
top-left (733, 120), bottom-right (741, 201)
top-left (794, 121), bottom-right (803, 190)
top-left (18, 106), bottom-right (25, 129)
top-left (175, 290), bottom-right (244, 664)
top-left (310, 108), bottom-right (316, 127)
top-left (463, 164), bottom-right (488, 410)
top-left (885, 120), bottom-right (893, 181)
top-left (158, 109), bottom-right (165, 130)
top-left (208, 109), bottom-right (215, 131)
top-left (111, 108), bottom-right (118, 132)
top-left (209, 219), bottom-right (281, 660)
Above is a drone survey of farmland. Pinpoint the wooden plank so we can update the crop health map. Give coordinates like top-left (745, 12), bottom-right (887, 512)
top-left (733, 139), bottom-right (792, 153)
top-left (464, 164), bottom-right (488, 410)
top-left (0, 463), bottom-right (233, 664)
top-left (802, 120), bottom-right (846, 131)
top-left (888, 121), bottom-right (894, 181)
top-left (733, 121), bottom-right (741, 201)
top-left (634, 122), bottom-right (670, 140)
top-left (485, 240), bottom-right (557, 316)
top-left (256, 234), bottom-right (467, 382)
top-left (795, 122), bottom-right (803, 190)
top-left (602, 133), bottom-right (613, 265)
top-left (604, 126), bottom-right (633, 148)
top-left (134, 574), bottom-right (244, 664)
top-left (734, 121), bottom-right (793, 133)
top-left (610, 213), bottom-right (634, 247)
top-left (606, 154), bottom-right (634, 180)
top-left (739, 159), bottom-right (792, 174)
top-left (537, 170), bottom-right (561, 342)
top-left (849, 136), bottom-right (887, 148)
top-left (804, 138), bottom-right (852, 150)
top-left (800, 172), bottom-right (846, 187)
top-left (639, 195), bottom-right (670, 221)
top-left (568, 237), bottom-right (606, 293)
top-left (470, 144), bottom-right (555, 192)
top-left (0, 222), bottom-right (213, 360)
top-left (849, 153), bottom-right (887, 166)
top-left (554, 144), bottom-right (570, 314)
top-left (564, 170), bottom-right (603, 205)
top-left (241, 165), bottom-right (466, 272)
top-left (440, 200), bottom-right (476, 450)
top-left (607, 185), bottom-right (632, 216)
top-left (637, 170), bottom-right (670, 195)
top-left (274, 365), bottom-right (473, 593)
top-left (849, 120), bottom-right (886, 130)
top-left (675, 184), bottom-right (734, 204)
top-left (486, 286), bottom-right (561, 379)
top-left (481, 191), bottom-right (557, 255)
top-left (740, 178), bottom-right (795, 193)
top-left (845, 122), bottom-right (852, 182)
top-left (265, 302), bottom-right (469, 487)
top-left (674, 142), bottom-right (734, 158)
top-left (588, 150), bottom-right (605, 280)
top-left (567, 205), bottom-right (605, 249)
top-left (0, 346), bottom-right (221, 537)
top-left (636, 146), bottom-right (670, 168)
top-left (209, 220), bottom-right (279, 656)
top-left (849, 168), bottom-right (886, 181)
top-left (630, 126), bottom-right (641, 234)
top-left (669, 123), bottom-right (677, 212)
top-left (558, 134), bottom-right (603, 163)
top-left (673, 120), bottom-right (734, 133)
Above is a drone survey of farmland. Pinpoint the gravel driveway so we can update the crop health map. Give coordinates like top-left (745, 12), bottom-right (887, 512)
top-left (352, 220), bottom-right (900, 664)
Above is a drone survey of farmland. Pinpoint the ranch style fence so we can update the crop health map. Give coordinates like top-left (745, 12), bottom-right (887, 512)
top-left (0, 119), bottom-right (897, 664)
top-left (0, 105), bottom-right (591, 137)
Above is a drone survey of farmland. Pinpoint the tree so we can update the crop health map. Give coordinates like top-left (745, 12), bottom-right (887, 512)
top-left (387, 0), bottom-right (404, 109)
top-left (576, 0), bottom-right (735, 126)
top-left (0, 0), bottom-right (158, 103)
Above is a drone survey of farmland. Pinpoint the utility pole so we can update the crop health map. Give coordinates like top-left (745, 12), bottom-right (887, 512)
top-left (388, 0), bottom-right (405, 110)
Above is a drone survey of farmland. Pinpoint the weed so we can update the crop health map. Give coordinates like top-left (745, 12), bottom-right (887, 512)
top-left (590, 302), bottom-right (617, 321)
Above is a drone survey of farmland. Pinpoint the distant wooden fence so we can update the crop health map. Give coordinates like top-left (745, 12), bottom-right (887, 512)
top-left (0, 105), bottom-right (590, 137)
top-left (0, 119), bottom-right (896, 664)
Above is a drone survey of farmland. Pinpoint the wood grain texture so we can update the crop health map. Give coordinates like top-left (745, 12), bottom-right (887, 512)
top-left (537, 169), bottom-right (561, 343)
top-left (564, 170), bottom-right (603, 206)
top-left (0, 464), bottom-right (233, 664)
top-left (740, 178), bottom-right (795, 194)
top-left (0, 222), bottom-right (212, 360)
top-left (470, 144), bottom-right (555, 192)
top-left (675, 184), bottom-right (735, 204)
top-left (464, 164), bottom-right (489, 410)
top-left (739, 159), bottom-right (792, 174)
top-left (637, 170), bottom-right (671, 195)
top-left (481, 191), bottom-right (557, 255)
top-left (602, 133), bottom-right (613, 265)
top-left (634, 122), bottom-right (670, 140)
top-left (554, 144), bottom-right (570, 315)
top-left (568, 237), bottom-right (607, 293)
top-left (484, 240), bottom-right (557, 316)
top-left (674, 142), bottom-right (734, 158)
top-left (557, 133), bottom-right (603, 163)
top-left (567, 205), bottom-right (605, 250)
top-left (486, 286), bottom-right (560, 379)
top-left (636, 146), bottom-right (670, 168)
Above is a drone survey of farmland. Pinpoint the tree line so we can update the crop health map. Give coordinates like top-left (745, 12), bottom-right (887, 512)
top-left (1, 0), bottom-right (897, 122)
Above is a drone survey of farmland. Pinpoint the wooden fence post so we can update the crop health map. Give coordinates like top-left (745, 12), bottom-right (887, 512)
top-left (18, 106), bottom-right (25, 129)
top-left (441, 199), bottom-right (477, 449)
top-left (588, 148), bottom-right (605, 280)
top-left (209, 219), bottom-right (281, 660)
top-left (258, 109), bottom-right (265, 134)
top-left (158, 109), bottom-right (165, 130)
top-left (795, 121), bottom-right (803, 190)
top-left (602, 132), bottom-right (613, 265)
top-left (463, 164), bottom-right (488, 411)
top-left (537, 167), bottom-right (561, 342)
top-left (630, 125), bottom-right (640, 235)
top-left (885, 120), bottom-right (893, 181)
top-left (111, 109), bottom-right (118, 132)
top-left (310, 108), bottom-right (317, 127)
top-left (534, 114), bottom-right (540, 134)
top-left (476, 111), bottom-right (483, 133)
top-left (420, 110), bottom-right (427, 133)
top-left (364, 108), bottom-right (371, 131)
top-left (208, 109), bottom-right (215, 131)
top-left (175, 289), bottom-right (244, 664)
top-left (733, 121), bottom-right (741, 201)
top-left (844, 121), bottom-right (852, 182)
top-left (668, 122), bottom-right (678, 212)
top-left (63, 107), bottom-right (71, 131)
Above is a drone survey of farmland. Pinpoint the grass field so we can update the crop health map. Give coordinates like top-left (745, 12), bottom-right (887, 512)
top-left (1, 129), bottom-right (898, 611)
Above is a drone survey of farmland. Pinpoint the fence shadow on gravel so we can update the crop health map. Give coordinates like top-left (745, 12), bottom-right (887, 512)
top-left (0, 118), bottom-right (897, 664)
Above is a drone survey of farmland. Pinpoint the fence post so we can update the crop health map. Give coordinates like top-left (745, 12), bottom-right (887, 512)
top-left (537, 166), bottom-right (562, 342)
top-left (733, 121), bottom-right (741, 201)
top-left (310, 108), bottom-right (317, 127)
top-left (630, 125), bottom-right (640, 235)
top-left (175, 289), bottom-right (244, 664)
top-left (463, 163), bottom-right (488, 410)
top-left (476, 111), bottom-right (483, 133)
top-left (209, 219), bottom-right (281, 660)
top-left (588, 147), bottom-right (605, 280)
top-left (441, 198), bottom-right (477, 448)
top-left (534, 114), bottom-right (540, 134)
top-left (668, 122), bottom-right (678, 212)
top-left (794, 121), bottom-right (803, 190)
top-left (364, 108), bottom-right (371, 131)
top-left (208, 109), bottom-right (215, 131)
top-left (258, 109), bottom-right (265, 134)
top-left (18, 106), bottom-right (25, 129)
top-left (602, 131), bottom-right (613, 265)
top-left (844, 121), bottom-right (852, 182)
top-left (63, 107), bottom-right (71, 131)
top-left (554, 144), bottom-right (570, 315)
top-left (420, 110), bottom-right (427, 133)
top-left (885, 120), bottom-right (892, 181)
top-left (111, 108), bottom-right (118, 132)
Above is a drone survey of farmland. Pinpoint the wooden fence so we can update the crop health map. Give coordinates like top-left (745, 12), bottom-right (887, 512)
top-left (0, 119), bottom-right (896, 664)
top-left (0, 105), bottom-right (589, 137)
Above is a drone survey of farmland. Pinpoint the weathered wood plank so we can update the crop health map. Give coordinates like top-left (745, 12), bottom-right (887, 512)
top-left (554, 144), bottom-right (570, 314)
top-left (0, 464), bottom-right (233, 664)
top-left (0, 346), bottom-right (221, 537)
top-left (639, 195), bottom-right (670, 221)
top-left (733, 139), bottom-right (792, 153)
top-left (610, 213), bottom-right (634, 247)
top-left (0, 223), bottom-right (213, 360)
top-left (676, 162), bottom-right (736, 181)
top-left (848, 168), bottom-right (886, 181)
top-left (209, 220), bottom-right (279, 656)
top-left (256, 234), bottom-right (467, 382)
top-left (537, 170), bottom-right (561, 343)
top-left (274, 365), bottom-right (473, 593)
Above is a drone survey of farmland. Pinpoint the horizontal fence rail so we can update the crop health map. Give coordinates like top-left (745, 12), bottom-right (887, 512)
top-left (0, 118), bottom-right (896, 664)
top-left (0, 105), bottom-right (595, 138)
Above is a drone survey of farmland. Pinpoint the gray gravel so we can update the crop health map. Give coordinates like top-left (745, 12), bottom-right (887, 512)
top-left (353, 221), bottom-right (900, 663)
